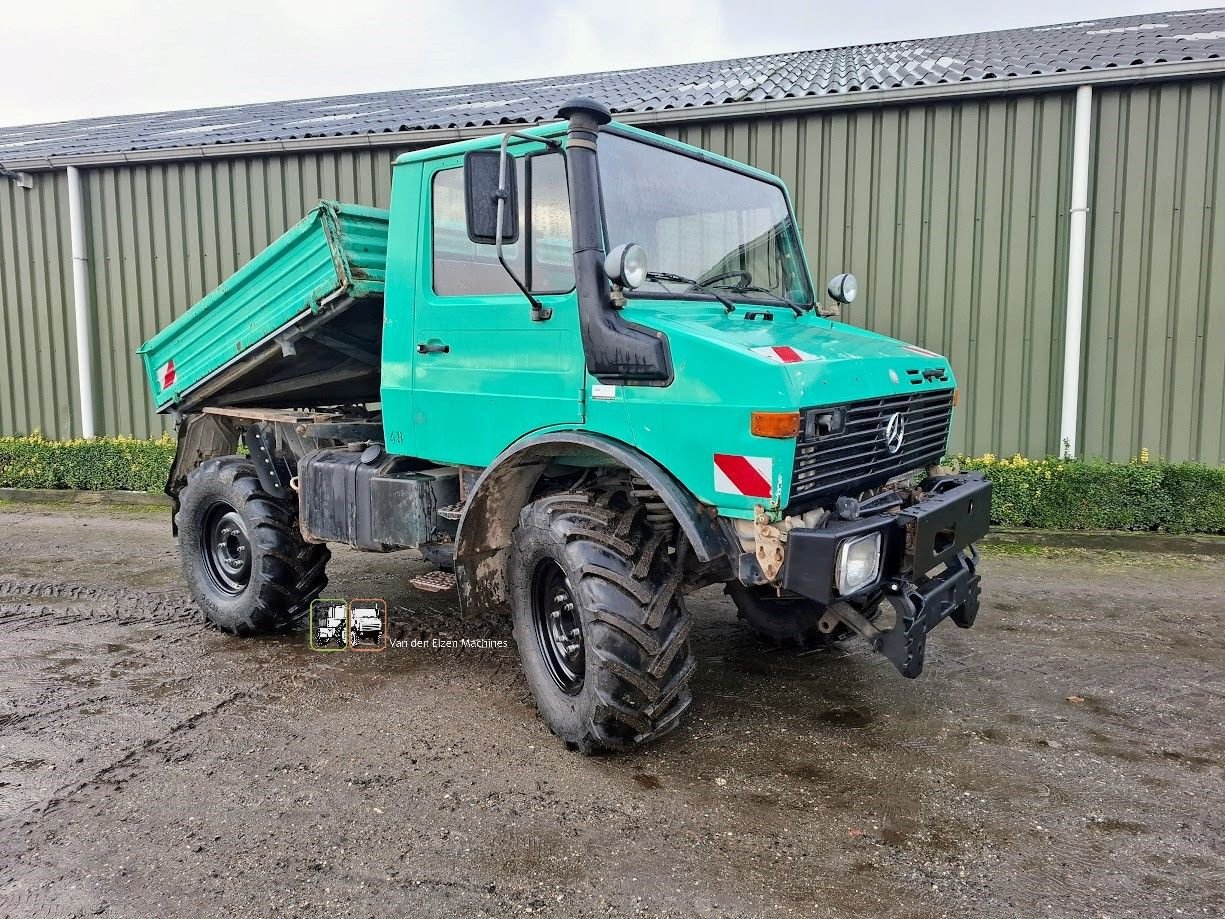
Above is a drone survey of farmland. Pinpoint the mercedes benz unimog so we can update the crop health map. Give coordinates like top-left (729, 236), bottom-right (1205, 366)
top-left (140, 98), bottom-right (990, 754)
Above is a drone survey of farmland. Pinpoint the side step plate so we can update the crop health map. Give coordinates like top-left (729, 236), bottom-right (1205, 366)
top-left (409, 570), bottom-right (457, 593)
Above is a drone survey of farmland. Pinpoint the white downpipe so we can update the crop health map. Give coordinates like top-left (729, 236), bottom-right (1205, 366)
top-left (1059, 85), bottom-right (1093, 457)
top-left (66, 166), bottom-right (95, 438)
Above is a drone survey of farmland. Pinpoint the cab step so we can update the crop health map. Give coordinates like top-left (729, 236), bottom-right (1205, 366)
top-left (409, 570), bottom-right (458, 593)
top-left (438, 502), bottom-right (465, 521)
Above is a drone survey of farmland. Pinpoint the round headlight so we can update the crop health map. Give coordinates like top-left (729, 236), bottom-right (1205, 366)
top-left (605, 243), bottom-right (648, 289)
top-left (826, 272), bottom-right (858, 304)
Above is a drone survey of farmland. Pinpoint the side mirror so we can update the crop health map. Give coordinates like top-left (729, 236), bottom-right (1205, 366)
top-left (463, 150), bottom-right (518, 245)
top-left (826, 272), bottom-right (858, 304)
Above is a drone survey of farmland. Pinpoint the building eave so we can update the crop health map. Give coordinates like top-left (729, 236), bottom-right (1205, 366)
top-left (5, 59), bottom-right (1223, 172)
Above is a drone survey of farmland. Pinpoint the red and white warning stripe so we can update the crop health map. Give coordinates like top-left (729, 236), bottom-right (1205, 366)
top-left (157, 360), bottom-right (176, 390)
top-left (713, 454), bottom-right (773, 499)
top-left (751, 345), bottom-right (817, 364)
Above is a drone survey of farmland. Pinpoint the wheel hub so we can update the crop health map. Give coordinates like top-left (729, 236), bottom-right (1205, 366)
top-left (531, 559), bottom-right (584, 693)
top-left (202, 503), bottom-right (251, 595)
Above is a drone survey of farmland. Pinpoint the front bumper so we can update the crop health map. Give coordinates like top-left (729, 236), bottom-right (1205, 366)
top-left (773, 472), bottom-right (990, 677)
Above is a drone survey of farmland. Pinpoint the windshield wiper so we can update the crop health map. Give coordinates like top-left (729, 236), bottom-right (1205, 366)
top-left (645, 271), bottom-right (697, 286)
top-left (644, 271), bottom-right (737, 314)
top-left (721, 284), bottom-right (806, 317)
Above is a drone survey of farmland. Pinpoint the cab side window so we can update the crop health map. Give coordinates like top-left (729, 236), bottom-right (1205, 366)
top-left (526, 153), bottom-right (574, 294)
top-left (432, 152), bottom-right (574, 297)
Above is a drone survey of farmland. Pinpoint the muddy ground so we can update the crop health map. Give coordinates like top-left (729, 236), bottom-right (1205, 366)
top-left (0, 502), bottom-right (1221, 918)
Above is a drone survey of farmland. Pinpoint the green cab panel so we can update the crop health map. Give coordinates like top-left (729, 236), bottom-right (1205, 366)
top-left (138, 201), bottom-right (388, 410)
top-left (381, 133), bottom-right (586, 463)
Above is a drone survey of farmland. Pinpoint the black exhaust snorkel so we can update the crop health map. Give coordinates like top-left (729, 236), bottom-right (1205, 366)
top-left (557, 97), bottom-right (672, 385)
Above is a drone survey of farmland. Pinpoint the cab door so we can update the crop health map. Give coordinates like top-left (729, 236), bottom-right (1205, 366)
top-left (407, 146), bottom-right (584, 467)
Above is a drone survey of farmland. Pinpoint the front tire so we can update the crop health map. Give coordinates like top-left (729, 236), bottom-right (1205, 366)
top-left (508, 489), bottom-right (695, 754)
top-left (177, 456), bottom-right (329, 635)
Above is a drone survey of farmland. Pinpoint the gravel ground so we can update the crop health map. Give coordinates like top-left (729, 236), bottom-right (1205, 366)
top-left (0, 502), bottom-right (1221, 918)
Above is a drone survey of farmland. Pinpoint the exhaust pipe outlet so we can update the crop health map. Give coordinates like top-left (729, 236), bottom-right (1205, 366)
top-left (558, 96), bottom-right (611, 141)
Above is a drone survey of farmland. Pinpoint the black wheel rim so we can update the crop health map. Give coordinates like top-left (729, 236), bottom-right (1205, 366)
top-left (531, 559), bottom-right (584, 694)
top-left (201, 501), bottom-right (252, 595)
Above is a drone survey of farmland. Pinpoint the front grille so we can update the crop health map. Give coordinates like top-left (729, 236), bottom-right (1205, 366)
top-left (790, 389), bottom-right (954, 505)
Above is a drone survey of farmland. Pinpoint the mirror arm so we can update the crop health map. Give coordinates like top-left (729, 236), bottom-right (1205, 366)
top-left (494, 130), bottom-right (552, 322)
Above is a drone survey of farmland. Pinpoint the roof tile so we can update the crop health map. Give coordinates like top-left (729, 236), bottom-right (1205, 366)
top-left (2, 8), bottom-right (1223, 162)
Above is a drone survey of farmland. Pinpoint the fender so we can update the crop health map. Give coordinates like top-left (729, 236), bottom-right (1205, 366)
top-left (164, 412), bottom-right (240, 534)
top-left (454, 431), bottom-right (730, 617)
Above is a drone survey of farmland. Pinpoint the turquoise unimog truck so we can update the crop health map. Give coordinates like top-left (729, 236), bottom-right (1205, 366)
top-left (140, 99), bottom-right (990, 753)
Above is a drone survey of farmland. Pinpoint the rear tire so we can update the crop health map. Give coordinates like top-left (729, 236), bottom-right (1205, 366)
top-left (508, 488), bottom-right (695, 754)
top-left (177, 456), bottom-right (329, 635)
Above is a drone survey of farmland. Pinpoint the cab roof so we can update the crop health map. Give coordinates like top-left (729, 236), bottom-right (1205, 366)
top-left (393, 120), bottom-right (788, 191)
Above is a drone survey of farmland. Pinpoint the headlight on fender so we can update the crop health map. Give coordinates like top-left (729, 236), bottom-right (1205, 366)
top-left (835, 532), bottom-right (882, 595)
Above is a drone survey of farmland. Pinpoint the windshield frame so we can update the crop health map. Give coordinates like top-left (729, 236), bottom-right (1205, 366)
top-left (595, 125), bottom-right (816, 309)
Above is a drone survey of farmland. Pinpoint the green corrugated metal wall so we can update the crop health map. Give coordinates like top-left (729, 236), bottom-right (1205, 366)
top-left (1, 79), bottom-right (1221, 461)
top-left (1081, 79), bottom-right (1225, 464)
top-left (0, 170), bottom-right (80, 440)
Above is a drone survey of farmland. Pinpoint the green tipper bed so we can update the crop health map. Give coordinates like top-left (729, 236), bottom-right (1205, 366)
top-left (138, 201), bottom-right (389, 411)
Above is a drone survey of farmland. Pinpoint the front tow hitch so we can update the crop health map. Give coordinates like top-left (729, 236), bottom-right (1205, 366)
top-left (820, 548), bottom-right (982, 678)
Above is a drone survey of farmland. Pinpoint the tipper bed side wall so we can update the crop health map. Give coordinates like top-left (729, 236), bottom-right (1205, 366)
top-left (138, 201), bottom-right (389, 412)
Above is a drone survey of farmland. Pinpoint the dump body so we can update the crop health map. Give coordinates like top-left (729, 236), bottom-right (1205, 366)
top-left (138, 201), bottom-right (389, 413)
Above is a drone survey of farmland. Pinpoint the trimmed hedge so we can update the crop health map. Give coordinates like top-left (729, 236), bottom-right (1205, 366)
top-left (0, 433), bottom-right (176, 493)
top-left (1, 434), bottom-right (1223, 535)
top-left (957, 454), bottom-right (1225, 535)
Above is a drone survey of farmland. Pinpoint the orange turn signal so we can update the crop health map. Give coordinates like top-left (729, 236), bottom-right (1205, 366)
top-left (751, 410), bottom-right (802, 439)
top-left (952, 388), bottom-right (961, 407)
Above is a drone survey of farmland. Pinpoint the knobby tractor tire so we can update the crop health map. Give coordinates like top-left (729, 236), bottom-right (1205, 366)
top-left (508, 489), bottom-right (695, 754)
top-left (177, 456), bottom-right (329, 635)
top-left (725, 582), bottom-right (848, 650)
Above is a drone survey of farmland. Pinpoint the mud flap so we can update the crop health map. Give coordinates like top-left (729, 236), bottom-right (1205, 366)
top-left (876, 548), bottom-right (981, 678)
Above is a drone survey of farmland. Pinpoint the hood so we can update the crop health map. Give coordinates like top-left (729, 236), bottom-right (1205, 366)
top-left (624, 299), bottom-right (955, 407)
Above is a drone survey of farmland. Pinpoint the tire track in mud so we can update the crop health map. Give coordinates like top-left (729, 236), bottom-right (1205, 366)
top-left (0, 699), bottom-right (115, 731)
top-left (0, 573), bottom-right (217, 840)
top-left (0, 577), bottom-right (202, 632)
top-left (17, 692), bottom-right (246, 826)
top-left (0, 694), bottom-right (247, 919)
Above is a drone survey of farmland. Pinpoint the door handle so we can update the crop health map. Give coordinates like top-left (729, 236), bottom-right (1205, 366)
top-left (416, 342), bottom-right (450, 354)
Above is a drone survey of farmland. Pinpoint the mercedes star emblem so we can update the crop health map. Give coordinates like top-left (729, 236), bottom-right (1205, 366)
top-left (884, 411), bottom-right (906, 454)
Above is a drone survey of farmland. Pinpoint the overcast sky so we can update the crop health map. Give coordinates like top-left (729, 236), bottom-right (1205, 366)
top-left (2, 0), bottom-right (1204, 127)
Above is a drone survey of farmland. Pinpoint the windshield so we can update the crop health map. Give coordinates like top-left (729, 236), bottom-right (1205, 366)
top-left (598, 132), bottom-right (813, 306)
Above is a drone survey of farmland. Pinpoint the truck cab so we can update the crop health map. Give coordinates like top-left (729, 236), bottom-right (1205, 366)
top-left (145, 98), bottom-right (989, 754)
